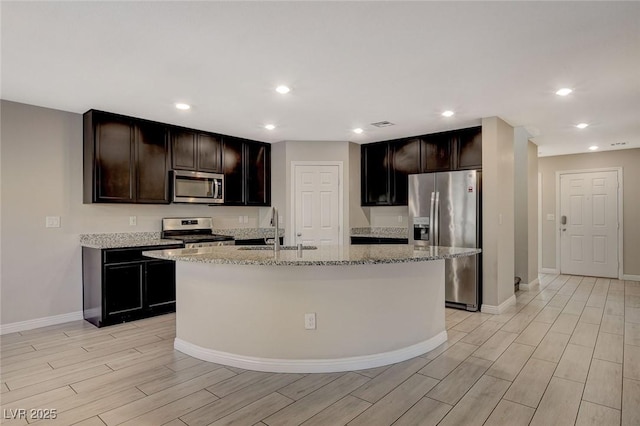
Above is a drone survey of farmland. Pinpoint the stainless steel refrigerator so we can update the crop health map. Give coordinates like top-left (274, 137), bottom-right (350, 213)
top-left (408, 170), bottom-right (481, 311)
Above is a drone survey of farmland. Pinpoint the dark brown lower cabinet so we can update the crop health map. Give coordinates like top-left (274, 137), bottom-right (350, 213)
top-left (350, 236), bottom-right (409, 245)
top-left (82, 244), bottom-right (182, 327)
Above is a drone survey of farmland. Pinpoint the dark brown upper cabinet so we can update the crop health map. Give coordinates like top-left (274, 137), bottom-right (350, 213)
top-left (170, 129), bottom-right (222, 173)
top-left (223, 137), bottom-right (271, 206)
top-left (361, 126), bottom-right (481, 206)
top-left (361, 138), bottom-right (420, 206)
top-left (84, 110), bottom-right (170, 204)
top-left (421, 132), bottom-right (453, 172)
top-left (390, 138), bottom-right (421, 205)
top-left (455, 126), bottom-right (482, 170)
top-left (361, 142), bottom-right (390, 205)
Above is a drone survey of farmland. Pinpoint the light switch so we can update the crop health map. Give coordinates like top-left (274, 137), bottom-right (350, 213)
top-left (546, 214), bottom-right (555, 221)
top-left (243, 216), bottom-right (249, 224)
top-left (45, 216), bottom-right (61, 228)
top-left (129, 216), bottom-right (137, 226)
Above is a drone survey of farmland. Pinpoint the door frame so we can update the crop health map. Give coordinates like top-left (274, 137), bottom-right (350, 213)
top-left (290, 161), bottom-right (344, 246)
top-left (555, 167), bottom-right (623, 279)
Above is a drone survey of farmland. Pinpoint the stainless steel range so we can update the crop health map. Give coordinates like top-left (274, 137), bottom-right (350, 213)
top-left (161, 217), bottom-right (234, 248)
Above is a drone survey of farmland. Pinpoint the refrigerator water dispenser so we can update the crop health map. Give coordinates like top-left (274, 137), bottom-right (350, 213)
top-left (413, 217), bottom-right (430, 242)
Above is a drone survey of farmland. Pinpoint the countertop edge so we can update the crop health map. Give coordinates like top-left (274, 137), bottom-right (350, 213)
top-left (142, 246), bottom-right (481, 266)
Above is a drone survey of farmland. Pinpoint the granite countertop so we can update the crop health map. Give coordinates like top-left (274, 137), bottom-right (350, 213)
top-left (80, 228), bottom-right (285, 249)
top-left (80, 232), bottom-right (181, 249)
top-left (350, 227), bottom-right (408, 239)
top-left (143, 244), bottom-right (480, 266)
top-left (211, 228), bottom-right (285, 240)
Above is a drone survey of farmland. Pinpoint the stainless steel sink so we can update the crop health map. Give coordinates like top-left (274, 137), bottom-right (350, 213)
top-left (237, 246), bottom-right (318, 251)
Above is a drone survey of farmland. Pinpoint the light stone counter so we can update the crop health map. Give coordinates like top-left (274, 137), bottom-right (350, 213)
top-left (80, 232), bottom-right (180, 249)
top-left (79, 229), bottom-right (285, 249)
top-left (149, 244), bottom-right (479, 374)
top-left (350, 226), bottom-right (408, 239)
top-left (143, 244), bottom-right (479, 266)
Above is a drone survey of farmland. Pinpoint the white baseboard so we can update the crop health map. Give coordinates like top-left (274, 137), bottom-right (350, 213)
top-left (540, 268), bottom-right (559, 274)
top-left (174, 330), bottom-right (448, 373)
top-left (519, 278), bottom-right (540, 291)
top-left (481, 295), bottom-right (517, 315)
top-left (623, 274), bottom-right (640, 282)
top-left (0, 311), bottom-right (84, 335)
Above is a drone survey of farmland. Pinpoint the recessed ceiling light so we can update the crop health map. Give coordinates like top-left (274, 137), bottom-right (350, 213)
top-left (175, 103), bottom-right (191, 110)
top-left (556, 88), bottom-right (573, 96)
top-left (264, 124), bottom-right (276, 130)
top-left (442, 110), bottom-right (454, 117)
top-left (589, 145), bottom-right (599, 151)
top-left (275, 85), bottom-right (290, 94)
top-left (353, 128), bottom-right (364, 134)
top-left (576, 123), bottom-right (589, 129)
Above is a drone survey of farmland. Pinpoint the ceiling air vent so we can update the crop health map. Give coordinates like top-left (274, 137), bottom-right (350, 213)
top-left (610, 142), bottom-right (627, 146)
top-left (370, 121), bottom-right (395, 128)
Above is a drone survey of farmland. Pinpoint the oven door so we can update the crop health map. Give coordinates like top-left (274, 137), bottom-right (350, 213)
top-left (172, 170), bottom-right (224, 204)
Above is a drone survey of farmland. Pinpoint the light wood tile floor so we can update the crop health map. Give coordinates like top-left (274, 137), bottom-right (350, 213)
top-left (2, 274), bottom-right (640, 425)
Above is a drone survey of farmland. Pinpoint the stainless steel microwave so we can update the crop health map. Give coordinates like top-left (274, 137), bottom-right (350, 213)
top-left (171, 170), bottom-right (224, 204)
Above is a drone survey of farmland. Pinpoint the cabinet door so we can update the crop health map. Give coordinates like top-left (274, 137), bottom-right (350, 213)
top-left (145, 260), bottom-right (176, 309)
top-left (222, 137), bottom-right (245, 205)
top-left (421, 133), bottom-right (452, 172)
top-left (136, 122), bottom-right (170, 203)
top-left (95, 115), bottom-right (135, 202)
top-left (456, 127), bottom-right (482, 169)
top-left (390, 138), bottom-right (421, 205)
top-left (197, 133), bottom-right (222, 173)
top-left (361, 142), bottom-right (390, 205)
top-left (171, 129), bottom-right (197, 170)
top-left (104, 263), bottom-right (144, 318)
top-left (245, 142), bottom-right (270, 206)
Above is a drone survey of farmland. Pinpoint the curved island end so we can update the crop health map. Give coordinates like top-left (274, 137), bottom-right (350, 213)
top-left (143, 245), bottom-right (480, 373)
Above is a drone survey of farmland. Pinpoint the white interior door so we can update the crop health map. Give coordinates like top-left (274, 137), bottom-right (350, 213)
top-left (560, 170), bottom-right (619, 278)
top-left (293, 163), bottom-right (342, 246)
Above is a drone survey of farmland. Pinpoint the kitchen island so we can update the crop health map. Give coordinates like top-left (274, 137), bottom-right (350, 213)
top-left (144, 245), bottom-right (480, 373)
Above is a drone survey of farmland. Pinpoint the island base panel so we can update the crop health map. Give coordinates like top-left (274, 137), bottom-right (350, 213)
top-left (174, 260), bottom-right (446, 373)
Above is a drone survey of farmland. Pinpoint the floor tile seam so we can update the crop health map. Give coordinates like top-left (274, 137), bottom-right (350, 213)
top-left (582, 391), bottom-right (623, 411)
top-left (486, 339), bottom-right (539, 384)
top-left (299, 393), bottom-right (367, 426)
top-left (361, 388), bottom-right (432, 426)
top-left (278, 372), bottom-right (347, 400)
top-left (350, 367), bottom-right (431, 405)
top-left (553, 369), bottom-right (592, 386)
top-left (592, 351), bottom-right (624, 364)
top-left (426, 370), bottom-right (490, 407)
top-left (109, 387), bottom-right (219, 426)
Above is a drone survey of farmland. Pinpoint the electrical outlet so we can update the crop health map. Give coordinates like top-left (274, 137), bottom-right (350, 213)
top-left (546, 214), bottom-right (555, 221)
top-left (243, 216), bottom-right (249, 224)
top-left (304, 313), bottom-right (316, 330)
top-left (398, 215), bottom-right (403, 223)
top-left (45, 216), bottom-right (61, 228)
top-left (129, 216), bottom-right (137, 226)
top-left (238, 216), bottom-right (243, 224)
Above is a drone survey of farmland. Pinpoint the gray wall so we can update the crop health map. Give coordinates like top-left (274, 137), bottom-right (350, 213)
top-left (514, 129), bottom-right (539, 285)
top-left (482, 117), bottom-right (515, 308)
top-left (0, 101), bottom-right (265, 325)
top-left (538, 148), bottom-right (640, 277)
top-left (277, 140), bottom-right (353, 246)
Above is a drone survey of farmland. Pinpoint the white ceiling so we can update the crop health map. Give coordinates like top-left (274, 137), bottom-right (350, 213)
top-left (1, 1), bottom-right (639, 157)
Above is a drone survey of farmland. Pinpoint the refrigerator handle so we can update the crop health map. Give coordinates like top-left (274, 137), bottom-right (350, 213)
top-left (429, 192), bottom-right (435, 243)
top-left (434, 192), bottom-right (440, 245)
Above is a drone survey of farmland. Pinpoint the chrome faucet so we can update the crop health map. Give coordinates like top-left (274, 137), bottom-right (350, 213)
top-left (270, 206), bottom-right (280, 252)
